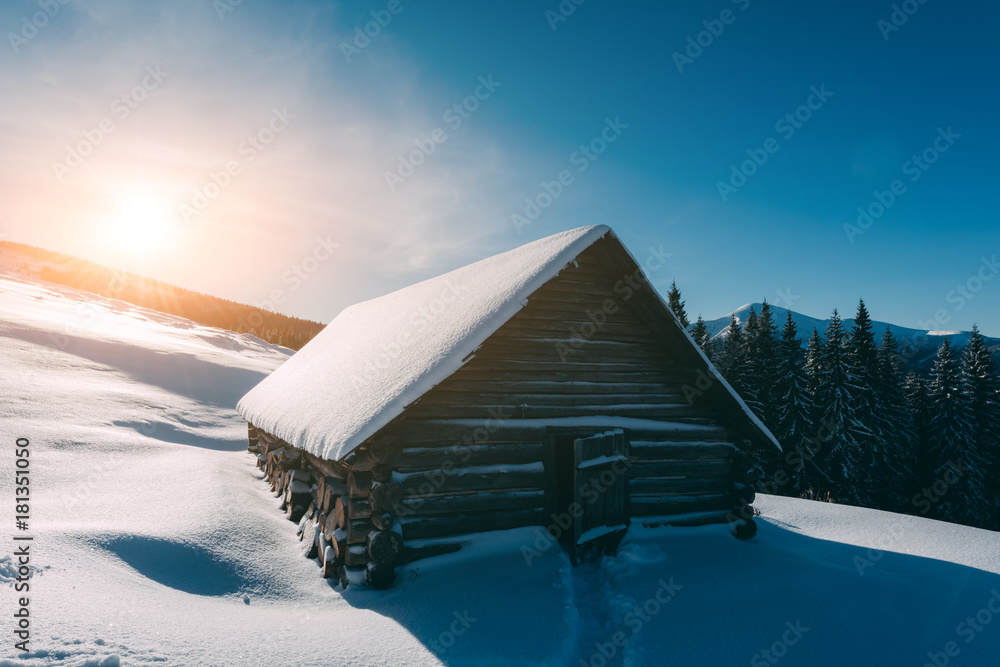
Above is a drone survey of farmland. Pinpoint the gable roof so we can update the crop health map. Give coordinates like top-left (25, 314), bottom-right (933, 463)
top-left (237, 225), bottom-right (781, 462)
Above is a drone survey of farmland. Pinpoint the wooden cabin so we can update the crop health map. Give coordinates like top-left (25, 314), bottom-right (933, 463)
top-left (238, 225), bottom-right (779, 589)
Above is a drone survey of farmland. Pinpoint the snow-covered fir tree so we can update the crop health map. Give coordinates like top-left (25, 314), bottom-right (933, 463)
top-left (873, 327), bottom-right (916, 510)
top-left (689, 315), bottom-right (711, 354)
top-left (772, 311), bottom-right (816, 496)
top-left (746, 300), bottom-right (779, 429)
top-left (847, 300), bottom-right (883, 505)
top-left (927, 338), bottom-right (990, 526)
top-left (960, 325), bottom-right (1000, 527)
top-left (812, 309), bottom-right (863, 503)
top-left (666, 281), bottom-right (690, 328)
top-left (718, 314), bottom-right (750, 396)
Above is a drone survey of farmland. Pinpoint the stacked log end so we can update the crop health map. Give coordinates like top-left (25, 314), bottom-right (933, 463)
top-left (729, 441), bottom-right (758, 540)
top-left (248, 426), bottom-right (400, 589)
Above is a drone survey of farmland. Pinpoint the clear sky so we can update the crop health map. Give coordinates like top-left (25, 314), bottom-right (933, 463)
top-left (1, 0), bottom-right (997, 335)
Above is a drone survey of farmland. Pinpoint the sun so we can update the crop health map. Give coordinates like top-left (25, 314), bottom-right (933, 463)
top-left (109, 192), bottom-right (173, 252)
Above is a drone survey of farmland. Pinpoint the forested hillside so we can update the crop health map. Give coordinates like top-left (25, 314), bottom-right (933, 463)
top-left (0, 242), bottom-right (324, 349)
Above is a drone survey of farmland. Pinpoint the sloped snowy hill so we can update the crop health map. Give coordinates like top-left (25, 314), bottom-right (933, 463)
top-left (2, 274), bottom-right (999, 666)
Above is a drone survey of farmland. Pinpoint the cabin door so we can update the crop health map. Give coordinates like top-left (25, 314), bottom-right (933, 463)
top-left (572, 429), bottom-right (630, 562)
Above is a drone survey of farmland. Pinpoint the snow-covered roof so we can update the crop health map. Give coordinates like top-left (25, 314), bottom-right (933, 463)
top-left (238, 224), bottom-right (781, 461)
top-left (237, 225), bottom-right (613, 462)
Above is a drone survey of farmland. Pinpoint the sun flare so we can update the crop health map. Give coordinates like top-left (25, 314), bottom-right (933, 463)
top-left (109, 192), bottom-right (173, 252)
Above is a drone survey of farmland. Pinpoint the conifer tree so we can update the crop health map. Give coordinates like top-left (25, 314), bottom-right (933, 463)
top-left (773, 311), bottom-right (816, 495)
top-left (927, 338), bottom-right (989, 526)
top-left (746, 301), bottom-right (779, 429)
top-left (873, 327), bottom-right (916, 510)
top-left (805, 328), bottom-right (823, 397)
top-left (847, 300), bottom-right (882, 506)
top-left (812, 309), bottom-right (863, 503)
top-left (741, 306), bottom-right (763, 418)
top-left (903, 371), bottom-right (933, 501)
top-left (960, 325), bottom-right (1000, 527)
top-left (690, 315), bottom-right (711, 353)
top-left (718, 314), bottom-right (750, 398)
top-left (666, 281), bottom-right (690, 328)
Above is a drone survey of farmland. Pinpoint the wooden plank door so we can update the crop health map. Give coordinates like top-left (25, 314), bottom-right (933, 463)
top-left (573, 429), bottom-right (629, 562)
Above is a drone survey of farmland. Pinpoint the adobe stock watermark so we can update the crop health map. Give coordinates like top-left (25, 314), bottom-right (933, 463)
top-left (384, 75), bottom-right (502, 192)
top-left (213, 0), bottom-right (244, 21)
top-left (52, 65), bottom-right (169, 182)
top-left (915, 254), bottom-right (997, 332)
top-left (544, 0), bottom-right (590, 31)
top-left (672, 0), bottom-right (752, 73)
top-left (716, 84), bottom-right (833, 202)
top-left (750, 620), bottom-right (810, 666)
top-left (922, 590), bottom-right (1000, 667)
top-left (179, 107), bottom-right (294, 223)
top-left (254, 235), bottom-right (340, 313)
top-left (427, 610), bottom-right (477, 657)
top-left (511, 116), bottom-right (628, 233)
top-left (578, 578), bottom-right (683, 667)
top-left (877, 0), bottom-right (930, 41)
top-left (844, 126), bottom-right (959, 244)
top-left (340, 0), bottom-right (412, 63)
top-left (7, 0), bottom-right (69, 54)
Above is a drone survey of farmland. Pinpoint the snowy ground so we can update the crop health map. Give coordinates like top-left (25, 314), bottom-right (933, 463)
top-left (2, 273), bottom-right (1000, 666)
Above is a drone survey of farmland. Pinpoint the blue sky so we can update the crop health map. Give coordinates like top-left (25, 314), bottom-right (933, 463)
top-left (1, 0), bottom-right (997, 335)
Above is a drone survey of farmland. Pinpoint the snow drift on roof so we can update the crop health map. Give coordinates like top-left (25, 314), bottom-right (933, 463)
top-left (237, 225), bottom-right (612, 461)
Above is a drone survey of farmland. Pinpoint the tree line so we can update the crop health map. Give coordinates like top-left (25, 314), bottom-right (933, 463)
top-left (667, 284), bottom-right (999, 531)
top-left (2, 242), bottom-right (324, 350)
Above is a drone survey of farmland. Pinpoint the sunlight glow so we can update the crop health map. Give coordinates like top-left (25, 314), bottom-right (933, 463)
top-left (109, 191), bottom-right (173, 253)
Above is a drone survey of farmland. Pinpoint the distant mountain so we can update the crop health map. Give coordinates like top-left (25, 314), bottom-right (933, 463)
top-left (699, 303), bottom-right (1000, 373)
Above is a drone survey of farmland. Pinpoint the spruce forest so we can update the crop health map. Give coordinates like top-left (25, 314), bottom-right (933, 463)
top-left (668, 283), bottom-right (1000, 532)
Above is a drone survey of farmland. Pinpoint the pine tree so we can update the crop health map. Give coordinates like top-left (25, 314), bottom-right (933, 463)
top-left (805, 328), bottom-right (823, 397)
top-left (690, 315), bottom-right (711, 353)
top-left (847, 300), bottom-right (882, 506)
top-left (741, 307), bottom-right (763, 418)
top-left (773, 311), bottom-right (816, 495)
top-left (874, 327), bottom-right (916, 511)
top-left (746, 301), bottom-right (779, 429)
top-left (960, 325), bottom-right (1000, 527)
top-left (903, 371), bottom-right (933, 500)
top-left (718, 314), bottom-right (750, 397)
top-left (812, 309), bottom-right (863, 503)
top-left (666, 281), bottom-right (690, 328)
top-left (927, 338), bottom-right (989, 526)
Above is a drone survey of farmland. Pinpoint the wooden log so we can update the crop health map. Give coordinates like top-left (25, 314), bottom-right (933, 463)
top-left (629, 460), bottom-right (732, 479)
top-left (343, 448), bottom-right (378, 472)
top-left (365, 561), bottom-right (395, 590)
top-left (731, 517), bottom-right (758, 540)
top-left (348, 498), bottom-right (373, 520)
top-left (287, 501), bottom-right (308, 523)
top-left (331, 527), bottom-right (347, 564)
top-left (334, 496), bottom-right (350, 529)
top-left (732, 483), bottom-right (756, 506)
top-left (372, 464), bottom-right (393, 483)
top-left (630, 441), bottom-right (737, 460)
top-left (381, 421), bottom-right (736, 445)
top-left (321, 545), bottom-right (337, 578)
top-left (348, 471), bottom-right (373, 499)
top-left (318, 532), bottom-right (329, 563)
top-left (399, 490), bottom-right (544, 516)
top-left (401, 508), bottom-right (545, 541)
top-left (346, 545), bottom-right (368, 568)
top-left (338, 565), bottom-right (366, 589)
top-left (323, 512), bottom-right (338, 542)
top-left (629, 494), bottom-right (731, 517)
top-left (302, 521), bottom-right (319, 559)
top-left (628, 478), bottom-right (731, 497)
top-left (371, 512), bottom-right (395, 531)
top-left (393, 443), bottom-right (545, 471)
top-left (346, 519), bottom-right (374, 545)
top-left (367, 530), bottom-right (404, 564)
top-left (369, 482), bottom-right (404, 513)
top-left (397, 466), bottom-right (544, 496)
